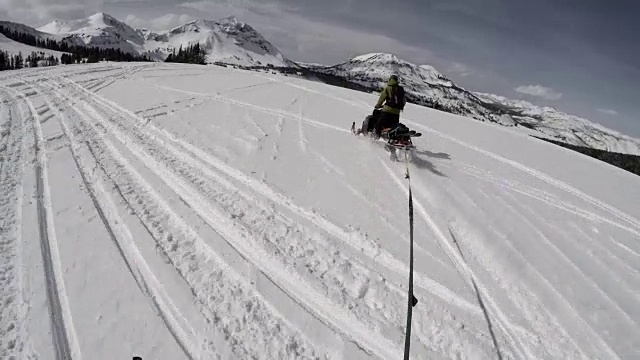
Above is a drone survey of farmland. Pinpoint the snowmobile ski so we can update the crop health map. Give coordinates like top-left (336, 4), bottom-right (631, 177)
top-left (387, 143), bottom-right (416, 150)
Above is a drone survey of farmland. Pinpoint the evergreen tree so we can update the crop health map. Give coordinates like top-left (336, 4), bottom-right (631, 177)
top-left (164, 43), bottom-right (206, 65)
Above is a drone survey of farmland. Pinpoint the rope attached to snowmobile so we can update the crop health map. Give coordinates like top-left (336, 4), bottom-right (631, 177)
top-left (403, 150), bottom-right (418, 360)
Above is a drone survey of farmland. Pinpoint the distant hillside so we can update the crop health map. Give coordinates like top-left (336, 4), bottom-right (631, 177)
top-left (0, 33), bottom-right (68, 57)
top-left (306, 53), bottom-right (640, 155)
top-left (534, 136), bottom-right (640, 176)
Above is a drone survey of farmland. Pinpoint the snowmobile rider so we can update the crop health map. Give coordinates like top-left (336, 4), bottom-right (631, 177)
top-left (372, 74), bottom-right (406, 138)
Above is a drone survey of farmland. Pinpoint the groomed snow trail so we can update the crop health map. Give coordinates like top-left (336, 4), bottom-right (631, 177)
top-left (1, 63), bottom-right (639, 359)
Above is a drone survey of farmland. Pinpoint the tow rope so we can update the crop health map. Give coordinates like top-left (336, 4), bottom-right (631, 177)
top-left (403, 149), bottom-right (418, 360)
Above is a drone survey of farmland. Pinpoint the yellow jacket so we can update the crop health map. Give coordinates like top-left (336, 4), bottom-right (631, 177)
top-left (375, 77), bottom-right (405, 115)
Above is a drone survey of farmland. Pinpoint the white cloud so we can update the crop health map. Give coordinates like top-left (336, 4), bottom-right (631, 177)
top-left (178, 0), bottom-right (294, 16)
top-left (124, 14), bottom-right (195, 31)
top-left (597, 108), bottom-right (619, 116)
top-left (258, 18), bottom-right (436, 65)
top-left (178, 1), bottom-right (212, 12)
top-left (448, 62), bottom-right (471, 77)
top-left (0, 1), bottom-right (86, 23)
top-left (175, 0), bottom-right (437, 65)
top-left (515, 85), bottom-right (563, 100)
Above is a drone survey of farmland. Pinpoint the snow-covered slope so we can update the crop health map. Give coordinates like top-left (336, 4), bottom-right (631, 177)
top-left (1, 62), bottom-right (639, 359)
top-left (38, 12), bottom-right (145, 55)
top-left (142, 16), bottom-right (297, 67)
top-left (476, 92), bottom-right (640, 155)
top-left (312, 52), bottom-right (494, 121)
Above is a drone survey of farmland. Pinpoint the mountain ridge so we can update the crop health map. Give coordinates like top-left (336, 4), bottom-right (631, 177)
top-left (34, 12), bottom-right (295, 67)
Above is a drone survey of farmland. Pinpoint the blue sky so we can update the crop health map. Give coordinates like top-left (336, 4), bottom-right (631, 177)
top-left (2, 0), bottom-right (639, 137)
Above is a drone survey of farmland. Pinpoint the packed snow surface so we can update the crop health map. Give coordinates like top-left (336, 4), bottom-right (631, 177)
top-left (1, 62), bottom-right (639, 359)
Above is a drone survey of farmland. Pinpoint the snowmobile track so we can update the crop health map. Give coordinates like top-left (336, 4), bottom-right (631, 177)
top-left (56, 73), bottom-right (542, 358)
top-left (147, 121), bottom-right (480, 315)
top-left (4, 85), bottom-right (78, 360)
top-left (43, 76), bottom-right (326, 359)
top-left (55, 74), bottom-right (403, 359)
top-left (3, 63), bottom-right (637, 359)
top-left (38, 85), bottom-right (197, 360)
top-left (0, 88), bottom-right (29, 359)
top-left (458, 163), bottom-right (640, 238)
top-left (407, 122), bottom-right (640, 236)
top-left (381, 160), bottom-right (532, 360)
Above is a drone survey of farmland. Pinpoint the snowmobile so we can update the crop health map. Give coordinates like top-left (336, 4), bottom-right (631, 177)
top-left (380, 123), bottom-right (421, 149)
top-left (352, 110), bottom-right (421, 143)
top-left (351, 110), bottom-right (421, 160)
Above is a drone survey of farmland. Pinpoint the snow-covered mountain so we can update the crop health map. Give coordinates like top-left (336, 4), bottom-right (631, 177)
top-left (33, 13), bottom-right (295, 67)
top-left (311, 53), bottom-right (495, 122)
top-left (311, 53), bottom-right (640, 155)
top-left (38, 13), bottom-right (145, 55)
top-left (475, 92), bottom-right (640, 155)
top-left (141, 16), bottom-right (297, 67)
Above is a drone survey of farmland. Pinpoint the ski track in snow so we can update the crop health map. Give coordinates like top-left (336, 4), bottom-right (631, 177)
top-left (1, 63), bottom-right (639, 359)
top-left (457, 162), bottom-right (640, 238)
top-left (407, 122), bottom-right (640, 236)
top-left (247, 71), bottom-right (640, 239)
top-left (47, 72), bottom-right (489, 359)
top-left (443, 167), bottom-right (629, 359)
top-left (41, 76), bottom-right (323, 359)
top-left (1, 85), bottom-right (80, 360)
top-left (37, 83), bottom-right (198, 359)
top-left (501, 191), bottom-right (639, 354)
top-left (144, 83), bottom-right (483, 316)
top-left (0, 88), bottom-right (31, 359)
top-left (380, 160), bottom-right (530, 360)
top-left (47, 67), bottom-right (505, 358)
top-left (444, 192), bottom-right (602, 359)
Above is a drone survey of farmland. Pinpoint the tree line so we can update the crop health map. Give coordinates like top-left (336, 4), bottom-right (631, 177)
top-left (165, 43), bottom-right (206, 65)
top-left (0, 51), bottom-right (24, 70)
top-left (0, 24), bottom-right (151, 71)
top-left (534, 136), bottom-right (640, 177)
top-left (1, 50), bottom-right (65, 70)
